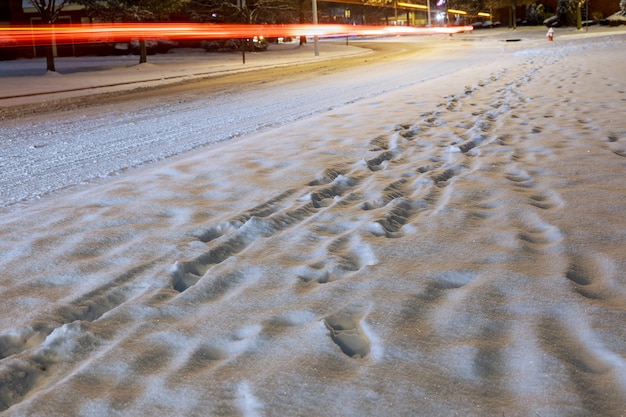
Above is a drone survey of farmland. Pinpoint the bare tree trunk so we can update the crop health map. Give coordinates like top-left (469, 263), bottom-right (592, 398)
top-left (139, 39), bottom-right (147, 64)
top-left (557, 0), bottom-right (568, 25)
top-left (45, 44), bottom-right (56, 72)
top-left (511, 0), bottom-right (518, 29)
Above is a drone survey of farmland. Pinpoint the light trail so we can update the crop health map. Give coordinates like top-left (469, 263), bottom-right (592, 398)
top-left (0, 23), bottom-right (472, 48)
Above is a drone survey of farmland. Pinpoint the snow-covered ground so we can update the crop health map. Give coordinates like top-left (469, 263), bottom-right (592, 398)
top-left (1, 26), bottom-right (626, 416)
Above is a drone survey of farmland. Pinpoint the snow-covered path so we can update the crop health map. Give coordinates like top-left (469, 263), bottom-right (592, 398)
top-left (1, 27), bottom-right (626, 416)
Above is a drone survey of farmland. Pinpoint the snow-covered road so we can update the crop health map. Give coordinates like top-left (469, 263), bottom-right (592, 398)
top-left (1, 38), bottom-right (493, 209)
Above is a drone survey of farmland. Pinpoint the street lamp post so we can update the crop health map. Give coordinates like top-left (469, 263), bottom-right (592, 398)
top-left (312, 0), bottom-right (319, 56)
top-left (394, 0), bottom-right (398, 25)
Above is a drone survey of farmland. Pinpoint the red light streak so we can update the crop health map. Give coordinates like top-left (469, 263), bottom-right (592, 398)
top-left (0, 23), bottom-right (473, 48)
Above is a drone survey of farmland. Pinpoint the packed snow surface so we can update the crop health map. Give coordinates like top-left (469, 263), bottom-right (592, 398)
top-left (1, 27), bottom-right (626, 416)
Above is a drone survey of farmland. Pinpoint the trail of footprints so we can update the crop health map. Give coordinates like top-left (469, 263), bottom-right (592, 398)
top-left (0, 65), bottom-right (531, 408)
top-left (166, 62), bottom-right (565, 359)
top-left (2, 58), bottom-right (603, 409)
